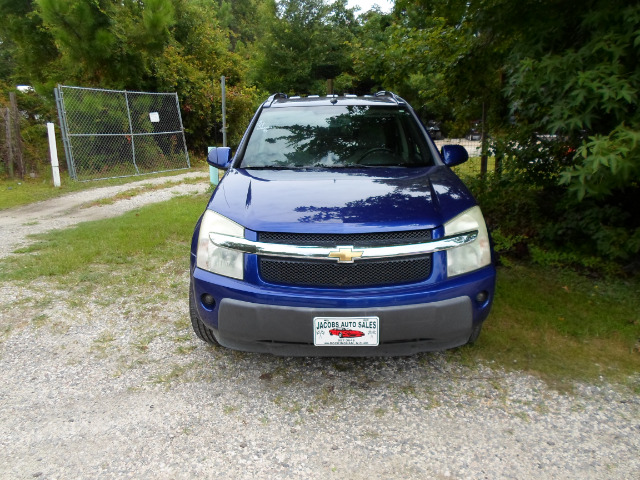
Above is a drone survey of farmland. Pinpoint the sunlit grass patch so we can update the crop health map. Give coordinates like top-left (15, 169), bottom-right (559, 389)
top-left (451, 155), bottom-right (497, 177)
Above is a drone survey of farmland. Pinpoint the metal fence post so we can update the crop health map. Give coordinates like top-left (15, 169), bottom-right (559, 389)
top-left (124, 90), bottom-right (139, 175)
top-left (54, 86), bottom-right (76, 179)
top-left (221, 76), bottom-right (227, 148)
top-left (480, 102), bottom-right (488, 177)
top-left (175, 92), bottom-right (190, 168)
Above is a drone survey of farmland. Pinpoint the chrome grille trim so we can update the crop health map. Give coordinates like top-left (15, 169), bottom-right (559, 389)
top-left (209, 230), bottom-right (478, 262)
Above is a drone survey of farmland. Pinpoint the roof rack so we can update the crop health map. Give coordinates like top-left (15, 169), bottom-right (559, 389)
top-left (374, 91), bottom-right (407, 105)
top-left (264, 92), bottom-right (288, 107)
top-left (263, 91), bottom-right (408, 106)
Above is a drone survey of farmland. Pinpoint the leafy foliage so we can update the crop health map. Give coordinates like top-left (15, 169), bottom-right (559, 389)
top-left (249, 0), bottom-right (359, 94)
top-left (504, 1), bottom-right (640, 199)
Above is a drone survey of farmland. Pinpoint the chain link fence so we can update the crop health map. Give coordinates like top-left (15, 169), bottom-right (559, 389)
top-left (55, 85), bottom-right (190, 181)
top-left (433, 137), bottom-right (496, 177)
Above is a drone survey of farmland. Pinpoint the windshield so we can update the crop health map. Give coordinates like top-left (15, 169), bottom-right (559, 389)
top-left (239, 105), bottom-right (434, 168)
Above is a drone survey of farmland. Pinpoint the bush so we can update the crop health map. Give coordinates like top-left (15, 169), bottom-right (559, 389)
top-left (467, 173), bottom-right (640, 275)
top-left (539, 194), bottom-right (640, 265)
top-left (490, 128), bottom-right (580, 189)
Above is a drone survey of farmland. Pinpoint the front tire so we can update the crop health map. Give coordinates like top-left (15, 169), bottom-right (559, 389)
top-left (466, 322), bottom-right (483, 345)
top-left (189, 283), bottom-right (220, 346)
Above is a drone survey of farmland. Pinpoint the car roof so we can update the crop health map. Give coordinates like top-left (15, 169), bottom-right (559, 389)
top-left (263, 91), bottom-right (408, 108)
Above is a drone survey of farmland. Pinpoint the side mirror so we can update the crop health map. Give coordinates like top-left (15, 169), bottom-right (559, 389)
top-left (441, 145), bottom-right (469, 167)
top-left (207, 147), bottom-right (232, 169)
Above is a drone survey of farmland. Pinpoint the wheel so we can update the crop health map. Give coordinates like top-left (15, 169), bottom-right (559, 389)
top-left (338, 332), bottom-right (343, 338)
top-left (466, 322), bottom-right (483, 345)
top-left (189, 283), bottom-right (220, 346)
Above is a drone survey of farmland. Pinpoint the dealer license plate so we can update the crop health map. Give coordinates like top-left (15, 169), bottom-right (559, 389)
top-left (313, 316), bottom-right (379, 346)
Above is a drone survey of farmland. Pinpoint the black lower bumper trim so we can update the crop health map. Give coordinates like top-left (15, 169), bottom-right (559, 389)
top-left (213, 297), bottom-right (474, 357)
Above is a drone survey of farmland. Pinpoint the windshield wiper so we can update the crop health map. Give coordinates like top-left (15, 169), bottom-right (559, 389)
top-left (352, 163), bottom-right (407, 168)
top-left (243, 165), bottom-right (295, 170)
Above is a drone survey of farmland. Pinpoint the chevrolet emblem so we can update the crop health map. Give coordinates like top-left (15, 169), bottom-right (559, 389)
top-left (328, 246), bottom-right (364, 263)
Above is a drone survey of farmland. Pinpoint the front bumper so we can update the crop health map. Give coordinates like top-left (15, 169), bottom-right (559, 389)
top-left (191, 261), bottom-right (495, 356)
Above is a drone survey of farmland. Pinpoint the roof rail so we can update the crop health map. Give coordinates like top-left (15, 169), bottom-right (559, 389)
top-left (374, 91), bottom-right (406, 105)
top-left (264, 92), bottom-right (288, 107)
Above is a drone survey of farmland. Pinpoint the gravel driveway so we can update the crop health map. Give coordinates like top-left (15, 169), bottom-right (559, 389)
top-left (1, 172), bottom-right (639, 479)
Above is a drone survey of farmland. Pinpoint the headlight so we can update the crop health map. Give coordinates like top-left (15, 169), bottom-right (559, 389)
top-left (196, 210), bottom-right (245, 279)
top-left (444, 206), bottom-right (491, 277)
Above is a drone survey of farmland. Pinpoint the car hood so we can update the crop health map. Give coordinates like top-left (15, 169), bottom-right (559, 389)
top-left (207, 167), bottom-right (476, 233)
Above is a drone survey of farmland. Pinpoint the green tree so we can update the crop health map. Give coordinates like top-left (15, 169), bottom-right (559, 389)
top-left (504, 1), bottom-right (640, 200)
top-left (0, 0), bottom-right (59, 86)
top-left (250, 0), bottom-right (359, 94)
top-left (0, 0), bottom-right (264, 164)
top-left (368, 0), bottom-right (640, 264)
top-left (352, 1), bottom-right (509, 132)
top-left (34, 0), bottom-right (175, 89)
top-left (216, 0), bottom-right (265, 48)
top-left (151, 0), bottom-right (263, 151)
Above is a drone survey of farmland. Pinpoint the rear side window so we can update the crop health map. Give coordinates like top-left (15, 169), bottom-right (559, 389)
top-left (240, 105), bottom-right (434, 168)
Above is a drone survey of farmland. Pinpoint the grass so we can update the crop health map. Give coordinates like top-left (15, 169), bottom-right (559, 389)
top-left (0, 194), bottom-right (638, 390)
top-left (0, 167), bottom-right (205, 210)
top-left (0, 194), bottom-right (205, 281)
top-left (452, 263), bottom-right (640, 390)
top-left (451, 156), bottom-right (497, 177)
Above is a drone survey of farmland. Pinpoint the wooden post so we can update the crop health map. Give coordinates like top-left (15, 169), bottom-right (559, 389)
top-left (4, 107), bottom-right (14, 178)
top-left (9, 92), bottom-right (24, 179)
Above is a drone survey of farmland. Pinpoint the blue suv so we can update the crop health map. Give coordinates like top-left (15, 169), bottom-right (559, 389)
top-left (189, 92), bottom-right (495, 356)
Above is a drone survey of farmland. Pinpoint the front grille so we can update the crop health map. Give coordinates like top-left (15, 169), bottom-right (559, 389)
top-left (257, 230), bottom-right (433, 288)
top-left (260, 256), bottom-right (431, 288)
top-left (259, 230), bottom-right (432, 247)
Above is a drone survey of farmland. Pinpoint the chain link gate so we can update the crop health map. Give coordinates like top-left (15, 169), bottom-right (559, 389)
top-left (55, 85), bottom-right (190, 181)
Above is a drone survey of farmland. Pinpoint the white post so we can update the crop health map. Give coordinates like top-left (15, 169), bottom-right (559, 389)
top-left (47, 122), bottom-right (61, 187)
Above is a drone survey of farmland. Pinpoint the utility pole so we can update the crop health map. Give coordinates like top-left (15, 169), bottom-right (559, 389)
top-left (480, 102), bottom-right (488, 177)
top-left (221, 76), bottom-right (227, 148)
